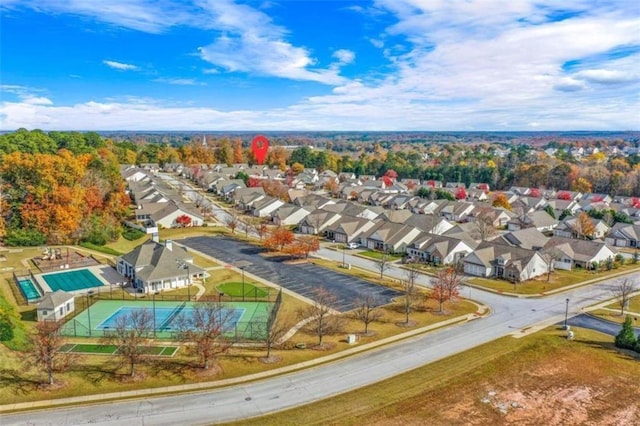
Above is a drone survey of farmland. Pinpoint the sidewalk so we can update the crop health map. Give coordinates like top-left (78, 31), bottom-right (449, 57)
top-left (0, 304), bottom-right (489, 414)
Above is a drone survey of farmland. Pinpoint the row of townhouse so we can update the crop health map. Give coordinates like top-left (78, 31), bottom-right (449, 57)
top-left (122, 166), bottom-right (204, 229)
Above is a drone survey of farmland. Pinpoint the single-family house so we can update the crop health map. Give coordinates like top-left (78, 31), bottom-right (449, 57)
top-left (150, 201), bottom-right (204, 228)
top-left (462, 241), bottom-right (548, 282)
top-left (605, 223), bottom-right (640, 248)
top-left (251, 196), bottom-right (285, 218)
top-left (507, 210), bottom-right (558, 232)
top-left (543, 237), bottom-right (617, 270)
top-left (298, 209), bottom-right (342, 235)
top-left (496, 228), bottom-right (550, 251)
top-left (362, 221), bottom-right (422, 253)
top-left (406, 234), bottom-right (475, 265)
top-left (271, 204), bottom-right (311, 226)
top-left (327, 216), bottom-right (377, 244)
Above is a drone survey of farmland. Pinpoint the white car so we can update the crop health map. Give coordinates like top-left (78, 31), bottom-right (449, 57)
top-left (347, 242), bottom-right (359, 249)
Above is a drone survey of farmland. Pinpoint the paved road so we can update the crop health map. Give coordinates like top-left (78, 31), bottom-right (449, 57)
top-left (567, 313), bottom-right (640, 337)
top-left (180, 236), bottom-right (401, 312)
top-left (5, 248), bottom-right (637, 425)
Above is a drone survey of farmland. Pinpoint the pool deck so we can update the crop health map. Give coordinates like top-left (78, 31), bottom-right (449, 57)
top-left (33, 265), bottom-right (127, 295)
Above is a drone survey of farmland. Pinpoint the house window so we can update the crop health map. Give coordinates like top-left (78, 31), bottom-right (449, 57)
top-left (42, 310), bottom-right (47, 316)
top-left (59, 307), bottom-right (64, 315)
top-left (66, 302), bottom-right (70, 310)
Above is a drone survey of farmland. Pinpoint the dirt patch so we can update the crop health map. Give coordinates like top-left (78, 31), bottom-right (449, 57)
top-left (259, 355), bottom-right (282, 364)
top-left (364, 334), bottom-right (640, 426)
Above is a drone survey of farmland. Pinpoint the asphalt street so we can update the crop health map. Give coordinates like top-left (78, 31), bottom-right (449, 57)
top-left (180, 236), bottom-right (401, 311)
top-left (567, 313), bottom-right (640, 337)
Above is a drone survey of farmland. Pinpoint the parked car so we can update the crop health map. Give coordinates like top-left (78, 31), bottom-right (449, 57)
top-left (347, 242), bottom-right (359, 249)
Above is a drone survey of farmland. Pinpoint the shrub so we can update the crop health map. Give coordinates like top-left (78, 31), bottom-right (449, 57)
top-left (79, 242), bottom-right (122, 256)
top-left (5, 228), bottom-right (47, 246)
top-left (0, 311), bottom-right (14, 342)
top-left (122, 228), bottom-right (146, 241)
top-left (614, 316), bottom-right (637, 350)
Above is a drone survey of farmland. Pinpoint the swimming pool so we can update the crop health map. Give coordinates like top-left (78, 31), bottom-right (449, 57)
top-left (17, 277), bottom-right (42, 302)
top-left (41, 268), bottom-right (104, 292)
top-left (96, 305), bottom-right (245, 332)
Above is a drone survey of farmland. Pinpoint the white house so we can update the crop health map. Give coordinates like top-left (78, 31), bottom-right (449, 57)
top-left (36, 290), bottom-right (75, 321)
top-left (117, 240), bottom-right (206, 294)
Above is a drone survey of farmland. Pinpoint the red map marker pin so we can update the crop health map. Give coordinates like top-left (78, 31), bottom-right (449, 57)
top-left (251, 135), bottom-right (269, 165)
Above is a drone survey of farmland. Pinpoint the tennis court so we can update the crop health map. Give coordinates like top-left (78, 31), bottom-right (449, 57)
top-left (62, 299), bottom-right (272, 340)
top-left (41, 268), bottom-right (104, 292)
top-left (96, 306), bottom-right (245, 332)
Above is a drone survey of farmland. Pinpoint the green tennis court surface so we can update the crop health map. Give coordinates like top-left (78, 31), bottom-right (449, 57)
top-left (59, 343), bottom-right (178, 356)
top-left (62, 299), bottom-right (273, 340)
top-left (42, 268), bottom-right (104, 292)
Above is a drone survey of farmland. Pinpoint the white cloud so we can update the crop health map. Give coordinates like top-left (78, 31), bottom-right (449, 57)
top-left (332, 49), bottom-right (355, 65)
top-left (575, 69), bottom-right (639, 85)
top-left (153, 78), bottom-right (205, 86)
top-left (103, 60), bottom-right (139, 71)
top-left (196, 0), bottom-right (347, 84)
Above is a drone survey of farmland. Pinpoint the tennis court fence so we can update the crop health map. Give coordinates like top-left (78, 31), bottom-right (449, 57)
top-left (59, 318), bottom-right (270, 342)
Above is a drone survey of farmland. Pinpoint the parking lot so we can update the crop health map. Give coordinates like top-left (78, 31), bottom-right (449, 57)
top-left (180, 236), bottom-right (401, 312)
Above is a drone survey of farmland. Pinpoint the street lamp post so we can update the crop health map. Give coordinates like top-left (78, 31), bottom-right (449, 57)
top-left (342, 244), bottom-right (346, 268)
top-left (153, 291), bottom-right (159, 338)
top-left (564, 298), bottom-right (570, 330)
top-left (186, 265), bottom-right (191, 301)
top-left (241, 266), bottom-right (245, 302)
top-left (86, 292), bottom-right (93, 337)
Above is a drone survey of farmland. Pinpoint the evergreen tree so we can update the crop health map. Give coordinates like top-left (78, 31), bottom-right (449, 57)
top-left (614, 316), bottom-right (637, 350)
top-left (0, 311), bottom-right (14, 342)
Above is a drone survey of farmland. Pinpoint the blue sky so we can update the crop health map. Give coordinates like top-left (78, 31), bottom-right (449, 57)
top-left (1, 0), bottom-right (638, 131)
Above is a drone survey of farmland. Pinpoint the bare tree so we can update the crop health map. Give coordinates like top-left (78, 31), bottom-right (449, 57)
top-left (376, 251), bottom-right (391, 280)
top-left (351, 294), bottom-right (383, 334)
top-left (402, 265), bottom-right (420, 324)
top-left (30, 320), bottom-right (69, 385)
top-left (298, 287), bottom-right (342, 347)
top-left (224, 214), bottom-right (239, 234)
top-left (104, 308), bottom-right (153, 377)
top-left (611, 278), bottom-right (637, 316)
top-left (431, 267), bottom-right (462, 312)
top-left (260, 309), bottom-right (293, 359)
top-left (541, 247), bottom-right (562, 282)
top-left (472, 215), bottom-right (496, 241)
top-left (176, 302), bottom-right (233, 370)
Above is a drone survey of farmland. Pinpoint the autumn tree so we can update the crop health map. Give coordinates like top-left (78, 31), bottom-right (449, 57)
top-left (574, 212), bottom-right (595, 240)
top-left (298, 287), bottom-right (342, 347)
top-left (104, 309), bottom-right (153, 377)
top-left (455, 187), bottom-right (467, 200)
top-left (431, 266), bottom-right (462, 312)
top-left (296, 235), bottom-right (320, 258)
top-left (492, 193), bottom-right (512, 211)
top-left (30, 320), bottom-right (71, 385)
top-left (611, 279), bottom-right (637, 317)
top-left (232, 139), bottom-right (244, 164)
top-left (0, 310), bottom-right (14, 342)
top-left (264, 227), bottom-right (294, 251)
top-left (175, 214), bottom-right (192, 227)
top-left (351, 295), bottom-right (382, 334)
top-left (176, 302), bottom-right (233, 370)
top-left (572, 177), bottom-right (593, 194)
top-left (291, 162), bottom-right (305, 174)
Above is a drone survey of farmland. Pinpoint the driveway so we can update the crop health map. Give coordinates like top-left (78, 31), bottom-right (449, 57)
top-left (180, 236), bottom-right (401, 312)
top-left (567, 313), bottom-right (640, 337)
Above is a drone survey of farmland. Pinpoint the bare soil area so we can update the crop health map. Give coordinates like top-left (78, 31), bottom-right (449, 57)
top-left (363, 334), bottom-right (640, 426)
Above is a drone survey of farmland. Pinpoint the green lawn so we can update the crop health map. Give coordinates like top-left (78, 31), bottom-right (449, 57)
top-left (59, 343), bottom-right (179, 356)
top-left (605, 294), bottom-right (640, 314)
top-left (359, 250), bottom-right (403, 261)
top-left (468, 265), bottom-right (640, 295)
top-left (217, 281), bottom-right (269, 298)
